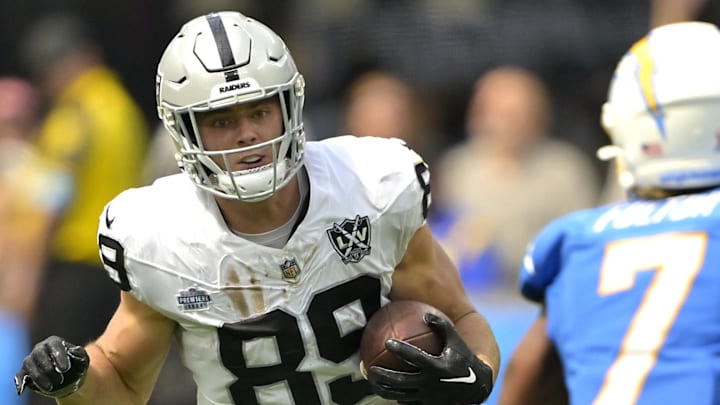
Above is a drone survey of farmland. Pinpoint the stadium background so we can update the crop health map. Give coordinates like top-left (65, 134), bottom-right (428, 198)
top-left (2, 1), bottom-right (719, 404)
top-left (0, 0), bottom-right (682, 173)
top-left (4, 1), bottom-right (718, 170)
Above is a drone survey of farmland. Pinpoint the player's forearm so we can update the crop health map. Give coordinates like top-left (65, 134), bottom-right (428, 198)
top-left (497, 316), bottom-right (568, 405)
top-left (56, 343), bottom-right (145, 405)
top-left (498, 352), bottom-right (568, 405)
top-left (455, 311), bottom-right (501, 381)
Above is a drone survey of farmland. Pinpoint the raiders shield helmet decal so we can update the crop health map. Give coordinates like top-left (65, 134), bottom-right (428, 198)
top-left (326, 215), bottom-right (371, 263)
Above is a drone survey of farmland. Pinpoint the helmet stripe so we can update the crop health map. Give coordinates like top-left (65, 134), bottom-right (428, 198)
top-left (206, 14), bottom-right (236, 68)
top-left (631, 37), bottom-right (666, 139)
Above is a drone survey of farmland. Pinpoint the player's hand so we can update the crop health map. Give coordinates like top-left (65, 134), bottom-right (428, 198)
top-left (367, 313), bottom-right (494, 405)
top-left (14, 336), bottom-right (89, 398)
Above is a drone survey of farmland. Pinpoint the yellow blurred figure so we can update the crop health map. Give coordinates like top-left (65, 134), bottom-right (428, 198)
top-left (36, 67), bottom-right (148, 263)
top-left (21, 13), bottom-right (149, 352)
top-left (24, 14), bottom-right (149, 265)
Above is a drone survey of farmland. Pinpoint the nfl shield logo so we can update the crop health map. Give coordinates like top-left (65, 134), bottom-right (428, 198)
top-left (326, 215), bottom-right (371, 263)
top-left (280, 258), bottom-right (301, 282)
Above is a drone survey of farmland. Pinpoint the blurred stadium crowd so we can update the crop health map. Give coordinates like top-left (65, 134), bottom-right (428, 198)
top-left (1, 1), bottom-right (718, 404)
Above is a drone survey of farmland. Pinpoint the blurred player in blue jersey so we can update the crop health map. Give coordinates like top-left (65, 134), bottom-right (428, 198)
top-left (498, 21), bottom-right (720, 405)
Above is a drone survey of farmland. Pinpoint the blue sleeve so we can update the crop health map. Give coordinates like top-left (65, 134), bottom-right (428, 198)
top-left (519, 217), bottom-right (570, 303)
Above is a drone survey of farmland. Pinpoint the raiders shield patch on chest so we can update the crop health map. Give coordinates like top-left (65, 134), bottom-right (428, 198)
top-left (326, 215), bottom-right (371, 263)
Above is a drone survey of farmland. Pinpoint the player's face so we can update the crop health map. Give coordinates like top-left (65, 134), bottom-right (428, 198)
top-left (196, 97), bottom-right (284, 171)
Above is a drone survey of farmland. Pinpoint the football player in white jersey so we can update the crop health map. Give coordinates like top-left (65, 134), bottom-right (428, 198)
top-left (15, 11), bottom-right (499, 405)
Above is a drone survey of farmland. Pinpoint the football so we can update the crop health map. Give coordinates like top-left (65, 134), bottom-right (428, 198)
top-left (360, 300), bottom-right (447, 376)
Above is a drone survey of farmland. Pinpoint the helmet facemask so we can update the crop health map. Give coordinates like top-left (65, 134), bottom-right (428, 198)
top-left (155, 11), bottom-right (306, 202)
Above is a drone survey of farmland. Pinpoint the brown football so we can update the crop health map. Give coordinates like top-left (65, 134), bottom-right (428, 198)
top-left (360, 300), bottom-right (447, 375)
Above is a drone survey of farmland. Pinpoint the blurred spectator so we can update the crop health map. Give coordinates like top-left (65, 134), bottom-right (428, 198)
top-left (340, 70), bottom-right (440, 164)
top-left (141, 124), bottom-right (181, 185)
top-left (343, 71), bottom-right (418, 140)
top-left (433, 66), bottom-right (599, 292)
top-left (0, 77), bottom-right (71, 405)
top-left (650, 0), bottom-right (708, 28)
top-left (19, 13), bottom-right (149, 398)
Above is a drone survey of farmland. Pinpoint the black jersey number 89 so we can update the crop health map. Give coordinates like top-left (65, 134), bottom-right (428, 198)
top-left (218, 275), bottom-right (382, 404)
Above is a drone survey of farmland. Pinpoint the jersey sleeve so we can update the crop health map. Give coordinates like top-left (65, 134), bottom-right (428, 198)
top-left (372, 137), bottom-right (432, 264)
top-left (324, 136), bottom-right (432, 264)
top-left (96, 186), bottom-right (163, 298)
top-left (323, 135), bottom-right (431, 225)
top-left (97, 189), bottom-right (136, 292)
top-left (379, 138), bottom-right (431, 219)
top-left (37, 104), bottom-right (90, 168)
top-left (519, 217), bottom-right (569, 303)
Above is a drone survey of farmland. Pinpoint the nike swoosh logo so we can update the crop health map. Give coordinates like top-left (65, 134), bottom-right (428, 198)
top-left (440, 367), bottom-right (476, 384)
top-left (105, 206), bottom-right (115, 228)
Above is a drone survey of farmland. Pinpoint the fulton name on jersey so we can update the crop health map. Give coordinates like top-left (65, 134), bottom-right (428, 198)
top-left (593, 190), bottom-right (720, 232)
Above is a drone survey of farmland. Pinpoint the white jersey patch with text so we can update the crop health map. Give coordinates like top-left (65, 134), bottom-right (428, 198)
top-left (97, 136), bottom-right (430, 405)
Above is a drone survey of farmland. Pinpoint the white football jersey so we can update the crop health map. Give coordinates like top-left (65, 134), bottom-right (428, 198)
top-left (97, 136), bottom-right (431, 405)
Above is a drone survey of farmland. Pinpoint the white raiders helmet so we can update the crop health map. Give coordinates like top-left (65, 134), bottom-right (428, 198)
top-left (598, 21), bottom-right (720, 191)
top-left (156, 11), bottom-right (305, 201)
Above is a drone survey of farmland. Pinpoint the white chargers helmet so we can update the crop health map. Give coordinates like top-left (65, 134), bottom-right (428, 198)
top-left (599, 21), bottom-right (720, 191)
top-left (156, 11), bottom-right (305, 201)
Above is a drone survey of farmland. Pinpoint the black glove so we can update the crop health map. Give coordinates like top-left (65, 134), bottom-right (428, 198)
top-left (367, 313), bottom-right (494, 405)
top-left (15, 336), bottom-right (89, 398)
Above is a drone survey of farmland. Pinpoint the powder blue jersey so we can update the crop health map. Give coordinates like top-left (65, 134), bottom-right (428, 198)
top-left (520, 188), bottom-right (720, 405)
